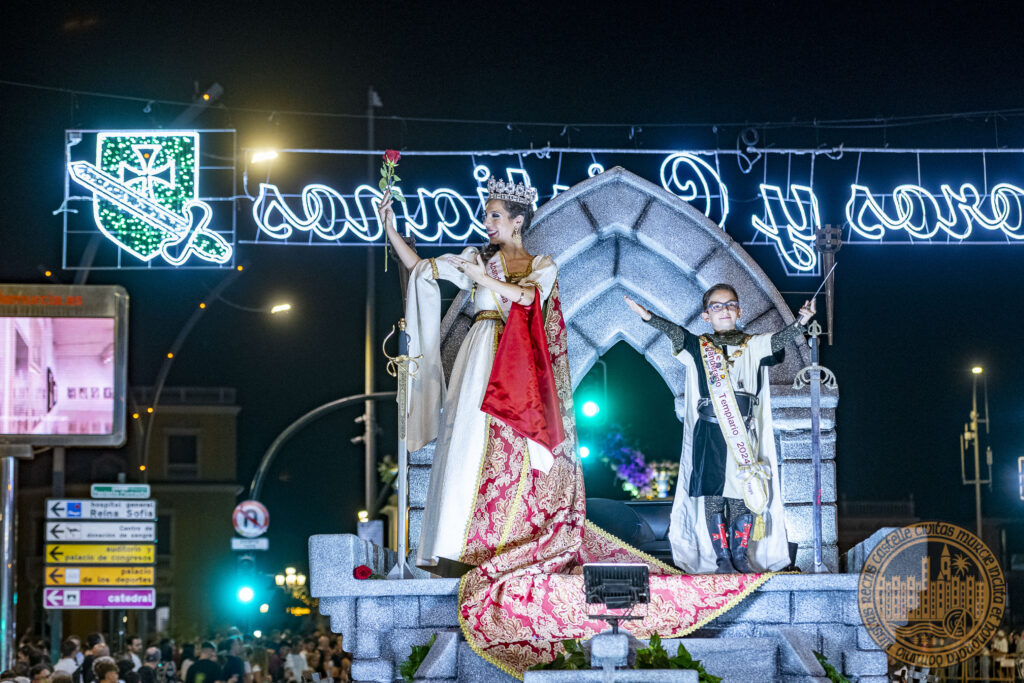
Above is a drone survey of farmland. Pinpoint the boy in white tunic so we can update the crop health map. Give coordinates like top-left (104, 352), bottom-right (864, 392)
top-left (625, 285), bottom-right (815, 573)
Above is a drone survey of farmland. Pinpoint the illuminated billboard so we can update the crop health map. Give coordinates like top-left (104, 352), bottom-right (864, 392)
top-left (0, 285), bottom-right (128, 446)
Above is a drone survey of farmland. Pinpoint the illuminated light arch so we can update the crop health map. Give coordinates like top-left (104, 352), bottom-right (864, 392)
top-left (845, 182), bottom-right (1024, 241)
top-left (254, 183), bottom-right (487, 243)
top-left (253, 183), bottom-right (383, 242)
top-left (68, 130), bottom-right (232, 266)
top-left (658, 152), bottom-right (729, 227)
top-left (751, 184), bottom-right (820, 273)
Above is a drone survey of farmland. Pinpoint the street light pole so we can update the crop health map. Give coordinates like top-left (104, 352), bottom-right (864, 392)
top-left (363, 86), bottom-right (383, 518)
top-left (961, 367), bottom-right (992, 538)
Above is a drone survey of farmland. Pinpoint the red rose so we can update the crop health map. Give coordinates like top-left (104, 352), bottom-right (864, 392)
top-left (383, 149), bottom-right (401, 164)
top-left (353, 564), bottom-right (373, 580)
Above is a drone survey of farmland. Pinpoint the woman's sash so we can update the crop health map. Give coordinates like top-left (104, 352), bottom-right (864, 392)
top-left (697, 335), bottom-right (771, 539)
top-left (480, 253), bottom-right (564, 468)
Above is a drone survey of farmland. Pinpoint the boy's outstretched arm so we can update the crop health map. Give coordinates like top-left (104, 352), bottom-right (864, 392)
top-left (624, 295), bottom-right (688, 355)
top-left (771, 298), bottom-right (816, 352)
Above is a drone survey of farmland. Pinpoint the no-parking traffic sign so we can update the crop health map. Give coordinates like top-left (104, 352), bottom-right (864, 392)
top-left (232, 500), bottom-right (270, 538)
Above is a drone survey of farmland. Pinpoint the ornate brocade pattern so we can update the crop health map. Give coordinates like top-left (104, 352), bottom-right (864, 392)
top-left (456, 281), bottom-right (771, 679)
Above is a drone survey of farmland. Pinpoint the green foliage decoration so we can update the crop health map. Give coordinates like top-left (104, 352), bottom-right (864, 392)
top-left (399, 633), bottom-right (436, 682)
top-left (634, 634), bottom-right (722, 683)
top-left (528, 639), bottom-right (589, 670)
top-left (813, 650), bottom-right (851, 683)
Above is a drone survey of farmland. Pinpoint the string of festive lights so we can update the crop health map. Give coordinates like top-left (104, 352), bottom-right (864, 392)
top-left (8, 77), bottom-right (1024, 133)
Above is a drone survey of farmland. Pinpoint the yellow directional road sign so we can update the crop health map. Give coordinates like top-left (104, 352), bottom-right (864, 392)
top-left (46, 544), bottom-right (154, 565)
top-left (45, 566), bottom-right (154, 586)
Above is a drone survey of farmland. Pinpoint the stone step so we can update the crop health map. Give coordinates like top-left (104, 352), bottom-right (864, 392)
top-left (657, 637), bottom-right (779, 682)
top-left (456, 642), bottom-right (521, 683)
top-left (452, 636), bottom-right (779, 682)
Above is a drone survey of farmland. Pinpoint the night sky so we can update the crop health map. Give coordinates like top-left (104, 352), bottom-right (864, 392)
top-left (2, 1), bottom-right (1024, 570)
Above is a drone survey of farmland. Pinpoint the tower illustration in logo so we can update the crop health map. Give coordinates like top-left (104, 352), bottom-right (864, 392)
top-left (68, 131), bottom-right (232, 266)
top-left (858, 522), bottom-right (1005, 669)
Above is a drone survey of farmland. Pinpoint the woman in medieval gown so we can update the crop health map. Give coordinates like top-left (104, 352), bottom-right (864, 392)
top-left (379, 179), bottom-right (775, 678)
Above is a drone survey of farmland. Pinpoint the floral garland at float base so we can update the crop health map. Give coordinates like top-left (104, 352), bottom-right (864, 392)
top-left (599, 427), bottom-right (679, 499)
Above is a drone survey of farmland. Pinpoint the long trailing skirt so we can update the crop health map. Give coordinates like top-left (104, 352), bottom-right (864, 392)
top-left (454, 283), bottom-right (775, 679)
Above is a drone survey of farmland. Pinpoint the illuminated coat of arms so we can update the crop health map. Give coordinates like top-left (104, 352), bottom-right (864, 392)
top-left (68, 131), bottom-right (232, 266)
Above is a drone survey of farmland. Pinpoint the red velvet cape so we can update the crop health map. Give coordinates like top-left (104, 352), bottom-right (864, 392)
top-left (479, 300), bottom-right (565, 453)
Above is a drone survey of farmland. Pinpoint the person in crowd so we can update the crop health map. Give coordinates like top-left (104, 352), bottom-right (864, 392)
top-left (302, 651), bottom-right (323, 682)
top-left (247, 647), bottom-right (266, 683)
top-left (327, 639), bottom-right (350, 683)
top-left (115, 658), bottom-right (136, 683)
top-left (126, 637), bottom-right (143, 673)
top-left (264, 645), bottom-right (282, 683)
top-left (178, 645), bottom-right (195, 683)
top-left (183, 643), bottom-right (220, 683)
top-left (993, 629), bottom-right (1013, 680)
top-left (51, 673), bottom-right (72, 683)
top-left (18, 647), bottom-right (44, 668)
top-left (76, 634), bottom-right (106, 683)
top-left (91, 659), bottom-right (118, 683)
top-left (138, 648), bottom-right (160, 683)
top-left (54, 641), bottom-right (78, 675)
top-left (28, 663), bottom-right (52, 683)
top-left (282, 643), bottom-right (306, 683)
top-left (157, 640), bottom-right (176, 683)
top-left (64, 638), bottom-right (83, 669)
top-left (219, 639), bottom-right (244, 683)
top-left (977, 641), bottom-right (991, 683)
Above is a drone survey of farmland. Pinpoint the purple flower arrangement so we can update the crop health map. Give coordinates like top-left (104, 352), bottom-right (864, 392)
top-left (599, 428), bottom-right (663, 499)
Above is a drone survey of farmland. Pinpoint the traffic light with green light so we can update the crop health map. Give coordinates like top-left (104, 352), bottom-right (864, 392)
top-left (236, 554), bottom-right (256, 604)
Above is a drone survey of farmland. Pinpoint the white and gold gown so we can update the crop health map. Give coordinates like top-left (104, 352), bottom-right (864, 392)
top-left (404, 247), bottom-right (558, 565)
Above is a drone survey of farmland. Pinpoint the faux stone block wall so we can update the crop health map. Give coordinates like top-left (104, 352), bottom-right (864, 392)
top-left (425, 166), bottom-right (839, 572)
top-left (311, 535), bottom-right (886, 682)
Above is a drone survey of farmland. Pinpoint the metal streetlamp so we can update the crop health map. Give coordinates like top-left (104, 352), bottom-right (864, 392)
top-left (960, 366), bottom-right (992, 538)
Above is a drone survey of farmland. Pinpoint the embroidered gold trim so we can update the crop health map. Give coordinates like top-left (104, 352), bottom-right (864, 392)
top-left (474, 311), bottom-right (503, 323)
top-left (457, 575), bottom-right (529, 680)
top-left (665, 570), bottom-right (792, 639)
top-left (499, 250), bottom-right (535, 281)
top-left (495, 439), bottom-right (531, 555)
top-left (584, 520), bottom-right (681, 575)
top-left (701, 334), bottom-right (749, 365)
top-left (429, 257), bottom-right (439, 280)
top-left (459, 412), bottom-right (493, 564)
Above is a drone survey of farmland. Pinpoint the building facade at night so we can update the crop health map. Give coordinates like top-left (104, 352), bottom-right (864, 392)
top-left (16, 386), bottom-right (240, 641)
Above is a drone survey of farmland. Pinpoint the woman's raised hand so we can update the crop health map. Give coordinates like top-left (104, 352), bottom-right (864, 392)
top-left (623, 295), bottom-right (652, 321)
top-left (378, 189), bottom-right (396, 233)
top-left (445, 252), bottom-right (486, 281)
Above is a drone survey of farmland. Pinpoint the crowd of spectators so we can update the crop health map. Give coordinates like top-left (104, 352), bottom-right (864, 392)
top-left (889, 627), bottom-right (1024, 682)
top-left (1, 629), bottom-right (351, 683)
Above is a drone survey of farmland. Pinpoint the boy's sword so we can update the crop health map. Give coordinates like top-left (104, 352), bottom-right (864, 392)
top-left (793, 321), bottom-right (838, 573)
top-left (810, 261), bottom-right (838, 302)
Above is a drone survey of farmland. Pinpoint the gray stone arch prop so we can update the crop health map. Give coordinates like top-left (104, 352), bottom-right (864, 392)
top-left (411, 166), bottom-right (839, 572)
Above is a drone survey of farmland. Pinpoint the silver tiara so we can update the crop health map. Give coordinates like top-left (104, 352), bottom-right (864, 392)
top-left (487, 176), bottom-right (537, 206)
